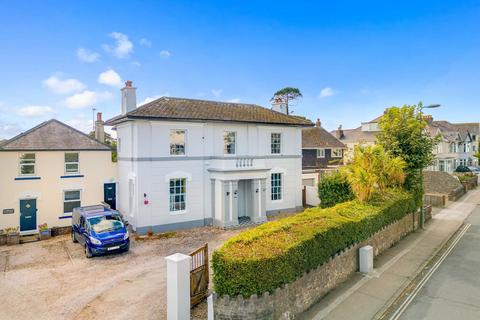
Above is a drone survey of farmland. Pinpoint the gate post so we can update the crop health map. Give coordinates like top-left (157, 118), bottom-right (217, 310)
top-left (166, 253), bottom-right (192, 320)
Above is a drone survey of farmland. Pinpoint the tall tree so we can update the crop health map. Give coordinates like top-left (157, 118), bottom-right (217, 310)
top-left (376, 104), bottom-right (440, 206)
top-left (271, 87), bottom-right (302, 115)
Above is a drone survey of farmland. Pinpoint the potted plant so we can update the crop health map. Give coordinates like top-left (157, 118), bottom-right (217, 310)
top-left (5, 227), bottom-right (20, 245)
top-left (0, 229), bottom-right (6, 246)
top-left (38, 223), bottom-right (51, 240)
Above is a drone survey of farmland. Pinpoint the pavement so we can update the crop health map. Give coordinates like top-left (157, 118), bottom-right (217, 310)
top-left (397, 199), bottom-right (480, 319)
top-left (301, 187), bottom-right (480, 320)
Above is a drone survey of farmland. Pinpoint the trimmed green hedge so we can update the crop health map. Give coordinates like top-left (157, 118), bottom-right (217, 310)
top-left (318, 172), bottom-right (355, 208)
top-left (212, 189), bottom-right (416, 297)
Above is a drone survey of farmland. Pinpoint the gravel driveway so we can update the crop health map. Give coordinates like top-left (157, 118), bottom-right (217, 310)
top-left (0, 227), bottom-right (241, 320)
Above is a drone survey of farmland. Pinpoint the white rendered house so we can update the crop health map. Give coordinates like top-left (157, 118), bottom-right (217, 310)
top-left (106, 81), bottom-right (313, 234)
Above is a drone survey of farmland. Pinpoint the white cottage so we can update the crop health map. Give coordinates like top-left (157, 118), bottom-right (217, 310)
top-left (106, 81), bottom-right (313, 234)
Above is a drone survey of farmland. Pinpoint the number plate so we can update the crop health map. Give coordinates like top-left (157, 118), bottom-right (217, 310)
top-left (107, 246), bottom-right (120, 251)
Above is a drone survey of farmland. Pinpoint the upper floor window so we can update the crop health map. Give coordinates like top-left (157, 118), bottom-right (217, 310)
top-left (65, 152), bottom-right (79, 174)
top-left (316, 149), bottom-right (325, 158)
top-left (271, 133), bottom-right (281, 154)
top-left (271, 173), bottom-right (282, 201)
top-left (169, 178), bottom-right (186, 212)
top-left (170, 130), bottom-right (186, 155)
top-left (224, 131), bottom-right (236, 155)
top-left (332, 148), bottom-right (343, 158)
top-left (20, 153), bottom-right (35, 175)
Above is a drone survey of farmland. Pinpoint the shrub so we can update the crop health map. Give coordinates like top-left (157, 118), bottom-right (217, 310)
top-left (318, 172), bottom-right (354, 208)
top-left (212, 189), bottom-right (415, 298)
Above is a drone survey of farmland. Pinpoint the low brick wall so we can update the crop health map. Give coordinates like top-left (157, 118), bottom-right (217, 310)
top-left (424, 193), bottom-right (447, 208)
top-left (461, 176), bottom-right (478, 192)
top-left (214, 212), bottom-right (418, 319)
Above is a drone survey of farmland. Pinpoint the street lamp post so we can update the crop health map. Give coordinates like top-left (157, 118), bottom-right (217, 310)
top-left (418, 103), bottom-right (441, 230)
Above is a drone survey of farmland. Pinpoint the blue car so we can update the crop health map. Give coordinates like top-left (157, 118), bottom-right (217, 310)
top-left (71, 205), bottom-right (130, 258)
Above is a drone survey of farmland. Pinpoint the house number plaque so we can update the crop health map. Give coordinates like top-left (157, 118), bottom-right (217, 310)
top-left (3, 209), bottom-right (14, 214)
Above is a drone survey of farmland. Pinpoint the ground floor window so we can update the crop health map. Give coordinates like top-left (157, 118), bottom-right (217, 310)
top-left (169, 178), bottom-right (186, 212)
top-left (271, 173), bottom-right (282, 200)
top-left (64, 190), bottom-right (81, 213)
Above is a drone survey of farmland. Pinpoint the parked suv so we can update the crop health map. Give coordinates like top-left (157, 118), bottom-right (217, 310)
top-left (72, 205), bottom-right (130, 258)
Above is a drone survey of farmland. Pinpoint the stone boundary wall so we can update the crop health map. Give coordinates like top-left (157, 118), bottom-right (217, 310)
top-left (213, 212), bottom-right (418, 320)
top-left (424, 193), bottom-right (447, 208)
top-left (448, 185), bottom-right (465, 201)
top-left (461, 176), bottom-right (478, 192)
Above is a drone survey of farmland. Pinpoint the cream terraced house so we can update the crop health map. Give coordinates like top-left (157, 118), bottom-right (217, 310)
top-left (0, 119), bottom-right (117, 234)
top-left (106, 81), bottom-right (313, 234)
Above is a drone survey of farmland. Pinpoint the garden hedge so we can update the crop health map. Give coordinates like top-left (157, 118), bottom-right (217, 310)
top-left (318, 172), bottom-right (355, 208)
top-left (212, 189), bottom-right (416, 297)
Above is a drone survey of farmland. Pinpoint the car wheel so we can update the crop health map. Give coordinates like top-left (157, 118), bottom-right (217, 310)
top-left (85, 245), bottom-right (92, 258)
top-left (71, 231), bottom-right (77, 243)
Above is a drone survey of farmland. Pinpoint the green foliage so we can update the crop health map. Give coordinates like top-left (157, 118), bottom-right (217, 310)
top-left (318, 172), bottom-right (354, 208)
top-left (271, 87), bottom-right (303, 114)
top-left (212, 189), bottom-right (415, 298)
top-left (376, 104), bottom-right (440, 206)
top-left (342, 145), bottom-right (406, 203)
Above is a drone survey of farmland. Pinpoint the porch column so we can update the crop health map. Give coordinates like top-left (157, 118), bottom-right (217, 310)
top-left (219, 180), bottom-right (239, 228)
top-left (251, 178), bottom-right (267, 223)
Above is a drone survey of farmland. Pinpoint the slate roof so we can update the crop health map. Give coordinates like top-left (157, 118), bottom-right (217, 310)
top-left (106, 97), bottom-right (314, 127)
top-left (453, 122), bottom-right (479, 138)
top-left (0, 119), bottom-right (111, 151)
top-left (331, 126), bottom-right (378, 144)
top-left (427, 121), bottom-right (463, 142)
top-left (302, 126), bottom-right (346, 149)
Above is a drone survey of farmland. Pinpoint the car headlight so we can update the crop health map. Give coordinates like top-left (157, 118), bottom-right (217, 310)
top-left (89, 236), bottom-right (102, 245)
top-left (123, 231), bottom-right (129, 240)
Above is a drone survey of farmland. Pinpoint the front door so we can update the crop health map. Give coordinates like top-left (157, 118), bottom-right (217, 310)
top-left (104, 183), bottom-right (116, 209)
top-left (20, 199), bottom-right (37, 232)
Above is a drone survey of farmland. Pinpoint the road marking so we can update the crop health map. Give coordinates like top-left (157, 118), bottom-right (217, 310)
top-left (388, 223), bottom-right (471, 320)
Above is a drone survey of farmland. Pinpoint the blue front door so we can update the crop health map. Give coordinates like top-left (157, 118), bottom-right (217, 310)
top-left (20, 199), bottom-right (37, 232)
top-left (104, 183), bottom-right (116, 210)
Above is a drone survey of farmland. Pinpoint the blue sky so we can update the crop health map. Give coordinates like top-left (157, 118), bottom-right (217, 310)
top-left (1, 1), bottom-right (479, 139)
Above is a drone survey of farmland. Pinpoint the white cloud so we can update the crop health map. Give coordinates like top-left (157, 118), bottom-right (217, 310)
top-left (43, 75), bottom-right (86, 95)
top-left (0, 120), bottom-right (22, 139)
top-left (227, 98), bottom-right (241, 103)
top-left (360, 88), bottom-right (370, 95)
top-left (98, 69), bottom-right (123, 87)
top-left (139, 38), bottom-right (152, 47)
top-left (211, 89), bottom-right (222, 98)
top-left (76, 48), bottom-right (100, 63)
top-left (160, 50), bottom-right (171, 58)
top-left (103, 32), bottom-right (133, 59)
top-left (318, 87), bottom-right (339, 98)
top-left (65, 116), bottom-right (93, 133)
top-left (16, 105), bottom-right (54, 117)
top-left (139, 93), bottom-right (170, 106)
top-left (64, 90), bottom-right (113, 109)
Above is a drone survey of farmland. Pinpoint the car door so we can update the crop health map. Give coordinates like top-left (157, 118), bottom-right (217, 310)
top-left (79, 217), bottom-right (87, 245)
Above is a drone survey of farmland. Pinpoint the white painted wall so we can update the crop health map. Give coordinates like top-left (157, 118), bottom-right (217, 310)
top-left (115, 119), bottom-right (304, 231)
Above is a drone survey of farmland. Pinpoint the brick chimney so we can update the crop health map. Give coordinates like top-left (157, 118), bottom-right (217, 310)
top-left (315, 118), bottom-right (321, 127)
top-left (423, 115), bottom-right (433, 123)
top-left (121, 80), bottom-right (137, 115)
top-left (95, 112), bottom-right (105, 143)
top-left (336, 125), bottom-right (344, 139)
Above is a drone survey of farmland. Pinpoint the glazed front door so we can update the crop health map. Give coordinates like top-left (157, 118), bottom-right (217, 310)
top-left (20, 199), bottom-right (37, 232)
top-left (104, 183), bottom-right (116, 209)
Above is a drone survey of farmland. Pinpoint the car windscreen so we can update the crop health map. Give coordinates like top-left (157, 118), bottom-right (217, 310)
top-left (87, 215), bottom-right (124, 233)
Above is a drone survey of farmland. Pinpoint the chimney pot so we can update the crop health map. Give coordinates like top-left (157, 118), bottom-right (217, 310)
top-left (121, 80), bottom-right (137, 114)
top-left (97, 112), bottom-right (102, 122)
top-left (125, 80), bottom-right (133, 88)
top-left (316, 118), bottom-right (321, 127)
top-left (95, 112), bottom-right (105, 143)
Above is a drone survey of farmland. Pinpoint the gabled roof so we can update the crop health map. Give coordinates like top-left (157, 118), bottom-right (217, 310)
top-left (0, 119), bottom-right (111, 151)
top-left (331, 126), bottom-right (378, 144)
top-left (453, 122), bottom-right (479, 138)
top-left (302, 126), bottom-right (346, 149)
top-left (427, 121), bottom-right (463, 142)
top-left (105, 97), bottom-right (313, 127)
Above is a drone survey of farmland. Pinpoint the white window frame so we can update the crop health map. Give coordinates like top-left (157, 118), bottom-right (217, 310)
top-left (63, 189), bottom-right (81, 214)
top-left (64, 152), bottom-right (80, 174)
top-left (332, 148), bottom-right (343, 158)
top-left (316, 148), bottom-right (325, 158)
top-left (169, 129), bottom-right (186, 156)
top-left (271, 133), bottom-right (282, 154)
top-left (224, 131), bottom-right (237, 155)
top-left (169, 178), bottom-right (187, 214)
top-left (271, 173), bottom-right (283, 201)
top-left (19, 153), bottom-right (36, 176)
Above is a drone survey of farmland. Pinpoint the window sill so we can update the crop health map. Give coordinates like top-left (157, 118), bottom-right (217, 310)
top-left (169, 210), bottom-right (187, 215)
top-left (60, 174), bottom-right (84, 179)
top-left (14, 176), bottom-right (41, 181)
